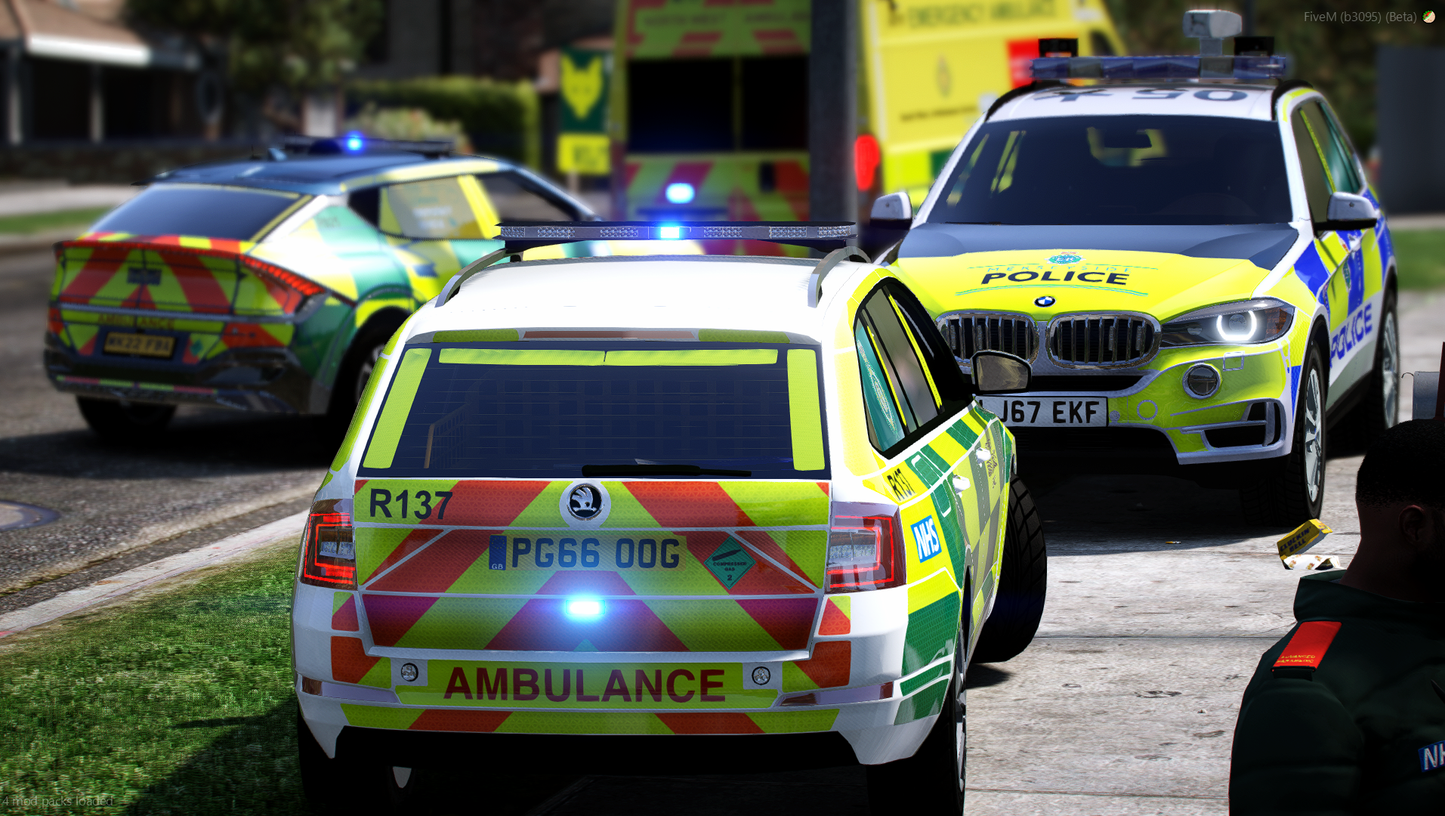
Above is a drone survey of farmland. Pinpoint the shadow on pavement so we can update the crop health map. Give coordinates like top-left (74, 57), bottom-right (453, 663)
top-left (966, 663), bottom-right (1013, 689)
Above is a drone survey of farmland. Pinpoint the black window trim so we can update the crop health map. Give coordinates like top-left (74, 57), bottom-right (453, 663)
top-left (853, 280), bottom-right (973, 461)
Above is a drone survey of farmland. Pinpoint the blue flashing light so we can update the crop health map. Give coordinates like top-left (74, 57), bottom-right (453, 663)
top-left (665, 182), bottom-right (696, 204)
top-left (344, 133), bottom-right (365, 152)
top-left (1030, 55), bottom-right (1287, 81)
top-left (565, 598), bottom-right (603, 620)
top-left (659, 225), bottom-right (683, 240)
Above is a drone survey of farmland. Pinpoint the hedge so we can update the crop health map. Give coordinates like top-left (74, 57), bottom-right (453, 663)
top-left (346, 76), bottom-right (540, 167)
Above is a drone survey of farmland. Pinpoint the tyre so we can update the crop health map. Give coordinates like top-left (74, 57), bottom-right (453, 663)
top-left (328, 317), bottom-right (405, 425)
top-left (1339, 291), bottom-right (1400, 444)
top-left (866, 633), bottom-right (966, 816)
top-left (971, 479), bottom-right (1046, 664)
top-left (1241, 342), bottom-right (1327, 527)
top-left (297, 704), bottom-right (425, 814)
top-left (76, 396), bottom-right (175, 441)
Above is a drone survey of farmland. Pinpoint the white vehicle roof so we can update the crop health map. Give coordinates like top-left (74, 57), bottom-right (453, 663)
top-left (410, 255), bottom-right (870, 342)
top-left (988, 82), bottom-right (1281, 122)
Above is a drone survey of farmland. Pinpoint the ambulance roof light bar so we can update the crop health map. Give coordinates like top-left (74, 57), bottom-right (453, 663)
top-left (1031, 8), bottom-right (1287, 82)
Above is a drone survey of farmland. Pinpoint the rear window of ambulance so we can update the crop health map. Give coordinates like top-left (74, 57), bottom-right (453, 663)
top-left (91, 184), bottom-right (302, 240)
top-left (357, 343), bottom-right (830, 479)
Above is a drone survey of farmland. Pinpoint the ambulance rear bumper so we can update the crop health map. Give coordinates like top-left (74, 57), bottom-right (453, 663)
top-left (335, 724), bottom-right (860, 774)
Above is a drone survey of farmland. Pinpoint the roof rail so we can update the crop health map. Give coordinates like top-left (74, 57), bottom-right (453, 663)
top-left (437, 221), bottom-right (864, 307)
top-left (440, 246), bottom-right (521, 305)
top-left (276, 134), bottom-right (455, 159)
top-left (810, 246), bottom-right (870, 307)
top-left (495, 221), bottom-right (857, 254)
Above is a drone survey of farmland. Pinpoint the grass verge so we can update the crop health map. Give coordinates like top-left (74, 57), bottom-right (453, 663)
top-left (0, 545), bottom-right (576, 815)
top-left (0, 207), bottom-right (111, 236)
top-left (1392, 229), bottom-right (1445, 291)
top-left (0, 545), bottom-right (302, 814)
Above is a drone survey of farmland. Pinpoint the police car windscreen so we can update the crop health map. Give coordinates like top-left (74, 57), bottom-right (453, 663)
top-left (929, 115), bottom-right (1292, 226)
top-left (357, 343), bottom-right (829, 479)
top-left (91, 184), bottom-right (302, 241)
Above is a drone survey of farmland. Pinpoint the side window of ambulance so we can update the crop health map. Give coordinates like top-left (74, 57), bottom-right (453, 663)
top-left (883, 282), bottom-right (971, 414)
top-left (855, 320), bottom-right (907, 451)
top-left (855, 286), bottom-right (944, 453)
top-left (350, 176), bottom-right (492, 240)
top-left (862, 289), bottom-right (939, 430)
top-left (1289, 103), bottom-right (1332, 223)
top-left (475, 171), bottom-right (580, 221)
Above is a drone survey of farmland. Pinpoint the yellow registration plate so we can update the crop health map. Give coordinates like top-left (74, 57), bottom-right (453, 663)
top-left (103, 332), bottom-right (175, 359)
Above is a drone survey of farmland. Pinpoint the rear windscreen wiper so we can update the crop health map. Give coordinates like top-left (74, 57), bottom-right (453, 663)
top-left (580, 464), bottom-right (752, 477)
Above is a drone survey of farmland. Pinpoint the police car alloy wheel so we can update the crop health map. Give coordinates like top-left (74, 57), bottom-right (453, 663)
top-left (1241, 344), bottom-right (1326, 526)
top-left (1380, 307), bottom-right (1399, 427)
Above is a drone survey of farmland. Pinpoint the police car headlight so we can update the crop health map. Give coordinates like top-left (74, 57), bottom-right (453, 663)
top-left (1160, 299), bottom-right (1293, 346)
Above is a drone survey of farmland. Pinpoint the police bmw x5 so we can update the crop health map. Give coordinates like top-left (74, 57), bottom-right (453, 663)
top-left (884, 10), bottom-right (1398, 526)
top-left (292, 222), bottom-right (1048, 814)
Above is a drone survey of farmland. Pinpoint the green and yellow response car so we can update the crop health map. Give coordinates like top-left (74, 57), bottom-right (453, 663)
top-left (44, 139), bottom-right (605, 438)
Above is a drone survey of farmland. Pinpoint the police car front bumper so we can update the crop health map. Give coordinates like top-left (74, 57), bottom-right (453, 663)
top-left (987, 343), bottom-right (1294, 471)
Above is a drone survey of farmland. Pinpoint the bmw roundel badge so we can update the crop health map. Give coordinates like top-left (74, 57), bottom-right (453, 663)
top-left (567, 484), bottom-right (603, 520)
top-left (1035, 295), bottom-right (1056, 307)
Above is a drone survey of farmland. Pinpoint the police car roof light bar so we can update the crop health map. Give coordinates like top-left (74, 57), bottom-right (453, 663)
top-left (496, 221), bottom-right (858, 253)
top-left (1030, 54), bottom-right (1288, 82)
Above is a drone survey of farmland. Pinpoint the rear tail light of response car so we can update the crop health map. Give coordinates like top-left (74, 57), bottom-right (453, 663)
top-left (299, 499), bottom-right (356, 589)
top-left (56, 240), bottom-right (341, 315)
top-left (826, 505), bottom-right (906, 592)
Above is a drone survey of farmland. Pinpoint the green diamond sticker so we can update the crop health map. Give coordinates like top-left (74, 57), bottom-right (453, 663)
top-left (704, 538), bottom-right (756, 589)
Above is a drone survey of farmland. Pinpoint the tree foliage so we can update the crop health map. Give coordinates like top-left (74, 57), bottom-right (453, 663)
top-left (1104, 0), bottom-right (1444, 152)
top-left (128, 0), bottom-right (383, 94)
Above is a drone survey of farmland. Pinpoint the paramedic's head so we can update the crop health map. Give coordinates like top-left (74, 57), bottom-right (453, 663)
top-left (1343, 420), bottom-right (1445, 601)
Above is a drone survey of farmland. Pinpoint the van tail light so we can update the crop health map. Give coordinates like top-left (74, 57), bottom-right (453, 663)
top-left (826, 503), bottom-right (906, 593)
top-left (299, 499), bottom-right (356, 589)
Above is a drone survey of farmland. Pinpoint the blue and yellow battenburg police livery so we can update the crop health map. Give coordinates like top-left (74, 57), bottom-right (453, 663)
top-left (894, 35), bottom-right (1396, 524)
top-left (291, 227), bottom-right (1032, 804)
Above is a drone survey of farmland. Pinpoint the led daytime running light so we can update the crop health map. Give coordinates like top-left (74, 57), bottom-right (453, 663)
top-left (1214, 310), bottom-right (1258, 342)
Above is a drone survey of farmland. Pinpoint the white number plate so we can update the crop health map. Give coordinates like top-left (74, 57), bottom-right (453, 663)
top-left (980, 396), bottom-right (1108, 427)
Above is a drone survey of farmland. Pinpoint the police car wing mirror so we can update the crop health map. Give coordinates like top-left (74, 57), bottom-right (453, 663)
top-left (1318, 191), bottom-right (1379, 232)
top-left (870, 191), bottom-right (912, 223)
top-left (972, 351), bottom-right (1032, 394)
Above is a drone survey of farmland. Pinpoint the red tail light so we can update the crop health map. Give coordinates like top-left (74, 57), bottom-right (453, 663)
top-left (299, 499), bottom-right (355, 589)
top-left (826, 505), bottom-right (906, 593)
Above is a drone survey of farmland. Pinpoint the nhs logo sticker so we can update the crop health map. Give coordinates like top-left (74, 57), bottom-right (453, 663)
top-left (1419, 739), bottom-right (1445, 773)
top-left (912, 516), bottom-right (942, 562)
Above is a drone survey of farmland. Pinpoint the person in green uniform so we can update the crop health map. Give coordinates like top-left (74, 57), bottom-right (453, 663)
top-left (1229, 418), bottom-right (1445, 814)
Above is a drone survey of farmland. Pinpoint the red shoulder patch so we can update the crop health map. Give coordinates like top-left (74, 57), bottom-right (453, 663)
top-left (1273, 620), bottom-right (1342, 671)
